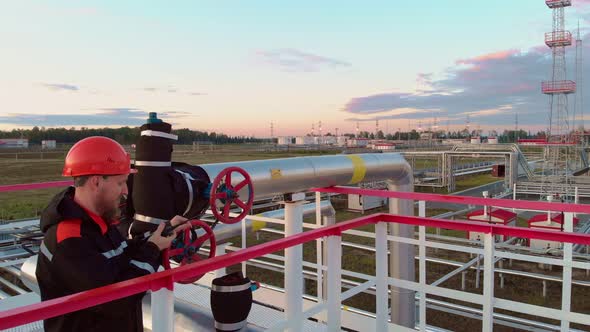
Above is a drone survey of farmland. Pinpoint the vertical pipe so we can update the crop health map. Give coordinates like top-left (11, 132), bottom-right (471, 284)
top-left (214, 243), bottom-right (228, 278)
top-left (327, 235), bottom-right (342, 331)
top-left (547, 195), bottom-right (553, 221)
top-left (512, 183), bottom-right (517, 213)
top-left (418, 224), bottom-right (427, 331)
top-left (483, 191), bottom-right (489, 217)
top-left (475, 257), bottom-right (481, 289)
top-left (499, 259), bottom-right (504, 289)
top-left (375, 222), bottom-right (388, 332)
top-left (242, 216), bottom-right (247, 276)
top-left (510, 152), bottom-right (518, 191)
top-left (151, 288), bottom-right (175, 332)
top-left (561, 212), bottom-right (573, 331)
top-left (387, 173), bottom-right (415, 329)
top-left (285, 200), bottom-right (304, 332)
top-left (482, 233), bottom-right (495, 332)
top-left (418, 200), bottom-right (426, 218)
top-left (574, 187), bottom-right (579, 217)
top-left (461, 271), bottom-right (467, 290)
top-left (323, 213), bottom-right (336, 302)
top-left (315, 192), bottom-right (323, 304)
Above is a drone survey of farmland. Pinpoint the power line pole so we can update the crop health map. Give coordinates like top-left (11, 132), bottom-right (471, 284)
top-left (270, 121), bottom-right (274, 139)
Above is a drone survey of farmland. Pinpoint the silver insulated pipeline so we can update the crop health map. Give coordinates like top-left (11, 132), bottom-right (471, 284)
top-left (200, 152), bottom-right (412, 199)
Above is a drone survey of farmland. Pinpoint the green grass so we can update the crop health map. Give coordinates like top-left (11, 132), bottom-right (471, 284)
top-left (0, 188), bottom-right (63, 220)
top-left (416, 172), bottom-right (501, 194)
top-left (0, 145), bottom-right (340, 220)
top-left (453, 173), bottom-right (500, 192)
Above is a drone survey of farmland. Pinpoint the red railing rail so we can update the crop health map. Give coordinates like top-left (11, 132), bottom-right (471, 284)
top-left (0, 180), bottom-right (72, 193)
top-left (313, 186), bottom-right (590, 214)
top-left (2, 209), bottom-right (590, 329)
top-left (0, 213), bottom-right (376, 329)
top-left (2, 185), bottom-right (590, 329)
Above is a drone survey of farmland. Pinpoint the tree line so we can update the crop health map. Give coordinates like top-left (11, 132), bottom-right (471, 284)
top-left (0, 126), bottom-right (265, 145)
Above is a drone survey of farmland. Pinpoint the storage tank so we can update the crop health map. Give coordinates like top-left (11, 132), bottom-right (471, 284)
top-left (323, 136), bottom-right (336, 145)
top-left (470, 137), bottom-right (481, 144)
top-left (295, 136), bottom-right (314, 145)
top-left (42, 140), bottom-right (57, 149)
top-left (277, 136), bottom-right (292, 145)
top-left (487, 137), bottom-right (498, 144)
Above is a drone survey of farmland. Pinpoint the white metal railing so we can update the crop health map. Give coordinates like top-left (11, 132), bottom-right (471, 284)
top-left (215, 196), bottom-right (590, 331)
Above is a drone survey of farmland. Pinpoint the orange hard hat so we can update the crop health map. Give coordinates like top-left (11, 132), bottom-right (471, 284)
top-left (63, 136), bottom-right (137, 177)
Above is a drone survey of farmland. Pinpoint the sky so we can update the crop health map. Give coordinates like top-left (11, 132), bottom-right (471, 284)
top-left (2, 1), bottom-right (590, 137)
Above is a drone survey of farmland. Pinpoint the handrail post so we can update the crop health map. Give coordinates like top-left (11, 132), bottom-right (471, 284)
top-left (151, 283), bottom-right (174, 332)
top-left (316, 192), bottom-right (324, 304)
top-left (375, 221), bottom-right (388, 332)
top-left (327, 235), bottom-right (342, 331)
top-left (418, 223), bottom-right (427, 331)
top-left (285, 198), bottom-right (304, 332)
top-left (561, 212), bottom-right (573, 331)
top-left (482, 232), bottom-right (495, 332)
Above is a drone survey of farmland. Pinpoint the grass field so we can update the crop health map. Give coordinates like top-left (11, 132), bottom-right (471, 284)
top-left (0, 146), bottom-right (340, 220)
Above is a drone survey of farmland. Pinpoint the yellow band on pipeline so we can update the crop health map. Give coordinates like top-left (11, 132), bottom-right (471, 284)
top-left (251, 218), bottom-right (267, 232)
top-left (346, 155), bottom-right (366, 184)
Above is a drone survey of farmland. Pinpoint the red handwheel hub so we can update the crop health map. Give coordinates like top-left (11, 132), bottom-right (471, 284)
top-left (162, 219), bottom-right (216, 284)
top-left (210, 166), bottom-right (254, 224)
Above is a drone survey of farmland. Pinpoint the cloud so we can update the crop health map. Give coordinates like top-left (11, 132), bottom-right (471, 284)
top-left (340, 36), bottom-right (590, 128)
top-left (0, 108), bottom-right (148, 127)
top-left (256, 48), bottom-right (351, 72)
top-left (39, 83), bottom-right (80, 92)
top-left (159, 111), bottom-right (194, 118)
top-left (142, 86), bottom-right (205, 96)
top-left (345, 109), bottom-right (443, 122)
top-left (141, 86), bottom-right (178, 93)
top-left (456, 49), bottom-right (520, 65)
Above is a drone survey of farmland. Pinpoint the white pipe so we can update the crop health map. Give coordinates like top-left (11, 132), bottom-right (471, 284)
top-left (151, 287), bottom-right (174, 332)
top-left (386, 162), bottom-right (415, 328)
top-left (482, 191), bottom-right (489, 217)
top-left (482, 233), bottom-right (495, 332)
top-left (315, 192), bottom-right (324, 307)
top-left (284, 200), bottom-right (304, 332)
top-left (200, 153), bottom-right (412, 200)
top-left (375, 222), bottom-right (388, 332)
top-left (326, 235), bottom-right (342, 331)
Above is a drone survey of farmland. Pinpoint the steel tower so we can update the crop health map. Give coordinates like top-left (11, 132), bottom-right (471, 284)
top-left (542, 0), bottom-right (576, 199)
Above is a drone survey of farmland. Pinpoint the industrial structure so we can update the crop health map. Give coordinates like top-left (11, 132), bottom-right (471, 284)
top-left (540, 0), bottom-right (577, 198)
top-left (3, 2), bottom-right (590, 332)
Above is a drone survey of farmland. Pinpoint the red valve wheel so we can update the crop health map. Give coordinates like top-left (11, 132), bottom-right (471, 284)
top-left (210, 166), bottom-right (254, 224)
top-left (162, 219), bottom-right (216, 284)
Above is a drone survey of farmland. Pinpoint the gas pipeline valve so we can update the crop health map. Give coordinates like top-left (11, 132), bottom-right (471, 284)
top-left (126, 112), bottom-right (255, 283)
top-left (162, 219), bottom-right (216, 284)
top-left (160, 166), bottom-right (254, 282)
top-left (209, 166), bottom-right (254, 224)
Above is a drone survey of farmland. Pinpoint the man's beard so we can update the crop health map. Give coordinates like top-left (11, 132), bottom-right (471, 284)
top-left (97, 195), bottom-right (121, 223)
top-left (101, 207), bottom-right (119, 223)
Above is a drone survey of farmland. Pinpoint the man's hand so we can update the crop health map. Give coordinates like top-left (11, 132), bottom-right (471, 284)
top-left (148, 217), bottom-right (191, 251)
top-left (170, 215), bottom-right (189, 228)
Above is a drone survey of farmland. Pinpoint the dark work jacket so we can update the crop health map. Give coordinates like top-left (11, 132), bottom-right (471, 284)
top-left (36, 187), bottom-right (161, 332)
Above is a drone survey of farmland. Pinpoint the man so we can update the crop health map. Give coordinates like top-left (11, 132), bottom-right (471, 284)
top-left (36, 136), bottom-right (189, 332)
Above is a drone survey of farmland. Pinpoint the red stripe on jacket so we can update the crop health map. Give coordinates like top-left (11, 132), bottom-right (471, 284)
top-left (56, 219), bottom-right (82, 243)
